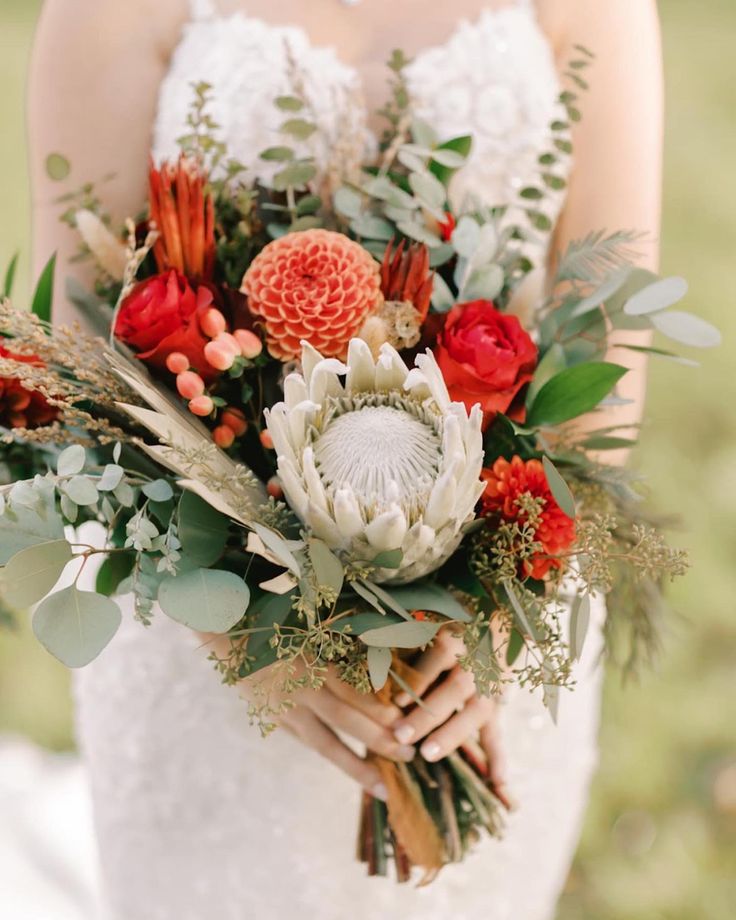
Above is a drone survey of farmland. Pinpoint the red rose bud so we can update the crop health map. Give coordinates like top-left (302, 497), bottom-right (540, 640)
top-left (176, 370), bottom-right (205, 400)
top-left (233, 328), bottom-right (263, 360)
top-left (200, 308), bottom-right (228, 338)
top-left (114, 270), bottom-right (216, 380)
top-left (166, 352), bottom-right (190, 375)
top-left (204, 340), bottom-right (236, 372)
top-left (435, 300), bottom-right (538, 428)
top-left (221, 407), bottom-right (248, 437)
top-left (188, 395), bottom-right (214, 417)
top-left (213, 425), bottom-right (235, 449)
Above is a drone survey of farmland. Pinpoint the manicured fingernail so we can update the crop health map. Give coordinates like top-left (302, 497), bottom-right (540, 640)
top-left (372, 782), bottom-right (388, 802)
top-left (421, 741), bottom-right (441, 762)
top-left (394, 692), bottom-right (411, 707)
top-left (394, 724), bottom-right (415, 745)
top-left (398, 745), bottom-right (416, 761)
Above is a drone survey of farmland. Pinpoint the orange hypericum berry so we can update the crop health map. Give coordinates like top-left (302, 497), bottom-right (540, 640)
top-left (213, 425), bottom-right (235, 448)
top-left (260, 429), bottom-right (274, 450)
top-left (267, 476), bottom-right (283, 499)
top-left (188, 395), bottom-right (214, 417)
top-left (204, 340), bottom-right (236, 371)
top-left (166, 352), bottom-right (189, 375)
top-left (221, 407), bottom-right (248, 437)
top-left (200, 308), bottom-right (228, 338)
top-left (233, 328), bottom-right (263, 360)
top-left (176, 370), bottom-right (205, 399)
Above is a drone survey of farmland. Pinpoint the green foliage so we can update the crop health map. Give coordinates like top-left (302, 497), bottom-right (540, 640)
top-left (30, 253), bottom-right (56, 323)
top-left (1, 539), bottom-right (73, 609)
top-left (526, 362), bottom-right (629, 428)
top-left (158, 567), bottom-right (250, 633)
top-left (3, 252), bottom-right (18, 299)
top-left (33, 586), bottom-right (122, 668)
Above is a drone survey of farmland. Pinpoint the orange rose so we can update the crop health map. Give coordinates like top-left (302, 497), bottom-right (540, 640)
top-left (435, 300), bottom-right (537, 428)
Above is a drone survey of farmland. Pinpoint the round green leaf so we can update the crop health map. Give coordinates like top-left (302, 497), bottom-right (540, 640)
top-left (45, 153), bottom-right (71, 182)
top-left (1, 539), bottom-right (74, 609)
top-left (650, 310), bottom-right (721, 348)
top-left (64, 476), bottom-right (99, 506)
top-left (624, 276), bottom-right (688, 316)
top-left (33, 586), bottom-right (122, 668)
top-left (178, 491), bottom-right (229, 567)
top-left (360, 619), bottom-right (441, 649)
top-left (307, 538), bottom-right (344, 595)
top-left (158, 568), bottom-right (250, 633)
top-left (142, 479), bottom-right (174, 503)
top-left (57, 444), bottom-right (86, 477)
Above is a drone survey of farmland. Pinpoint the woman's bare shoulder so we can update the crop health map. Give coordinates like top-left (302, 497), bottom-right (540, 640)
top-left (37, 0), bottom-right (190, 60)
top-left (537, 0), bottom-right (659, 55)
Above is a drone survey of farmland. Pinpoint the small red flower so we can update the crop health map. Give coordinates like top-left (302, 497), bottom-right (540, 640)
top-left (0, 345), bottom-right (58, 429)
top-left (481, 455), bottom-right (576, 580)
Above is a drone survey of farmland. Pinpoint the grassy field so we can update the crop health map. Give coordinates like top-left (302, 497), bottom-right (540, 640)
top-left (0, 1), bottom-right (734, 916)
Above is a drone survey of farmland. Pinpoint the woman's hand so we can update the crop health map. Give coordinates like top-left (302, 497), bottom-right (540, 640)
top-left (391, 629), bottom-right (506, 791)
top-left (237, 659), bottom-right (415, 802)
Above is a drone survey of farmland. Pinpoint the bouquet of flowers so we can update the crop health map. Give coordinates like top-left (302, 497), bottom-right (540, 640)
top-left (0, 53), bottom-right (719, 883)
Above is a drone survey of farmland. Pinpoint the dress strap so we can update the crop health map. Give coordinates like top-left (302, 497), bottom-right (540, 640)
top-left (189, 0), bottom-right (218, 21)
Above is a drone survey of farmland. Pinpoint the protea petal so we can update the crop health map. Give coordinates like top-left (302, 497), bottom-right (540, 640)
top-left (365, 505), bottom-right (408, 552)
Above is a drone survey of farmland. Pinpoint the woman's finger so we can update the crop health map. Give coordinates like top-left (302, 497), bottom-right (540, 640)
top-left (281, 706), bottom-right (388, 800)
top-left (325, 670), bottom-right (402, 727)
top-left (394, 628), bottom-right (465, 707)
top-left (306, 688), bottom-right (416, 762)
top-left (392, 665), bottom-right (476, 746)
top-left (480, 710), bottom-right (507, 790)
top-left (418, 695), bottom-right (495, 762)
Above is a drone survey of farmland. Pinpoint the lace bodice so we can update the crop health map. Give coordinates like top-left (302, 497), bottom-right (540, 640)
top-left (153, 0), bottom-right (566, 222)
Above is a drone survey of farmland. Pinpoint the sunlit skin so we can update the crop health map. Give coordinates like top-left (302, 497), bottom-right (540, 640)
top-left (30, 0), bottom-right (662, 798)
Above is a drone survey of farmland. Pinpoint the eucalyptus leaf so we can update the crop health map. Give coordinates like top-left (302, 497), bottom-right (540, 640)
top-left (308, 538), bottom-right (344, 595)
top-left (0, 496), bottom-right (64, 565)
top-left (581, 435), bottom-right (638, 451)
top-left (361, 580), bottom-right (412, 621)
top-left (503, 582), bottom-right (539, 641)
top-left (526, 362), bottom-right (628, 428)
top-left (246, 590), bottom-right (295, 656)
top-left (506, 628), bottom-right (524, 666)
top-left (541, 457), bottom-right (576, 520)
top-left (158, 568), bottom-right (250, 633)
top-left (142, 479), bottom-right (174, 503)
top-left (1, 540), bottom-right (74, 609)
top-left (567, 266), bottom-right (632, 319)
top-left (350, 215), bottom-right (394, 241)
top-left (275, 95), bottom-right (304, 112)
top-left (97, 464), bottom-right (124, 492)
top-left (408, 171), bottom-right (446, 210)
top-left (385, 583), bottom-right (472, 623)
top-left (461, 264), bottom-right (504, 301)
top-left (429, 148), bottom-right (466, 168)
top-left (272, 162), bottom-right (317, 192)
top-left (360, 619), bottom-right (441, 649)
top-left (33, 586), bottom-right (121, 668)
top-left (411, 118), bottom-right (438, 149)
top-left (260, 146), bottom-right (295, 162)
top-left (64, 477), bottom-right (99, 507)
top-left (367, 646), bottom-right (392, 691)
top-left (178, 491), bottom-right (229, 567)
top-left (624, 276), bottom-right (688, 316)
top-left (371, 548), bottom-right (404, 570)
top-left (335, 611), bottom-right (404, 634)
top-left (280, 118), bottom-right (317, 140)
top-left (252, 523), bottom-right (302, 576)
top-left (57, 444), bottom-right (86, 477)
top-left (451, 216), bottom-right (480, 258)
top-left (569, 593), bottom-right (591, 661)
top-left (45, 153), bottom-right (71, 181)
top-left (396, 220), bottom-right (442, 247)
top-left (431, 273), bottom-right (456, 312)
top-left (650, 310), bottom-right (721, 348)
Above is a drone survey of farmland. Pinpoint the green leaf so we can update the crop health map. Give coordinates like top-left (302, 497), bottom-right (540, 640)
top-left (308, 538), bottom-right (344, 595)
top-left (97, 464), bottom-right (124, 492)
top-left (520, 187), bottom-right (544, 201)
top-left (408, 171), bottom-right (446, 210)
top-left (428, 148), bottom-right (467, 169)
top-left (142, 479), bottom-right (174, 502)
top-left (296, 194), bottom-right (322, 216)
top-left (3, 252), bottom-right (19, 299)
top-left (334, 186), bottom-right (363, 219)
top-left (275, 95), bottom-right (304, 112)
top-left (95, 553), bottom-right (135, 597)
top-left (280, 118), bottom-right (317, 140)
top-left (360, 580), bottom-right (413, 621)
top-left (396, 220), bottom-right (442, 247)
top-left (350, 215), bottom-right (395, 241)
top-left (506, 628), bottom-right (524, 666)
top-left (259, 146), bottom-right (295, 162)
top-left (526, 343), bottom-right (566, 407)
top-left (1, 540), bottom-right (74, 609)
top-left (0, 496), bottom-right (64, 565)
top-left (246, 590), bottom-right (295, 656)
top-left (384, 583), bottom-right (472, 623)
top-left (251, 523), bottom-right (302, 576)
top-left (581, 435), bottom-right (638, 451)
top-left (526, 362), bottom-right (628, 428)
top-left (650, 310), bottom-right (721, 348)
top-left (367, 646), bottom-right (392, 691)
top-left (178, 491), bottom-right (229, 567)
top-left (624, 276), bottom-right (688, 316)
top-left (33, 586), bottom-right (121, 668)
top-left (569, 593), bottom-right (591, 661)
top-left (31, 253), bottom-right (56, 323)
top-left (45, 153), bottom-right (71, 181)
top-left (371, 549), bottom-right (404, 570)
top-left (461, 264), bottom-right (504, 302)
top-left (335, 611), bottom-right (404, 635)
top-left (57, 444), bottom-right (86, 477)
top-left (360, 619), bottom-right (441, 649)
top-left (158, 568), bottom-right (250, 633)
top-left (542, 457), bottom-right (576, 520)
top-left (272, 162), bottom-right (317, 192)
top-left (567, 266), bottom-right (633, 320)
top-left (503, 582), bottom-right (540, 641)
top-left (63, 476), bottom-right (99, 506)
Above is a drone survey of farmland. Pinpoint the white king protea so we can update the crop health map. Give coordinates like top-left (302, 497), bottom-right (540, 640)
top-left (264, 338), bottom-right (485, 584)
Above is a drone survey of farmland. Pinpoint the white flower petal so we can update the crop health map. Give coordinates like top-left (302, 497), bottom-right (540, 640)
top-left (309, 359), bottom-right (346, 403)
top-left (302, 447), bottom-right (329, 513)
top-left (283, 373), bottom-right (309, 410)
top-left (401, 522), bottom-right (435, 564)
top-left (365, 505), bottom-right (408, 552)
top-left (375, 344), bottom-right (410, 391)
top-left (300, 340), bottom-right (324, 386)
top-left (414, 351), bottom-right (452, 410)
top-left (333, 487), bottom-right (364, 542)
top-left (345, 338), bottom-right (376, 393)
top-left (424, 466), bottom-right (458, 529)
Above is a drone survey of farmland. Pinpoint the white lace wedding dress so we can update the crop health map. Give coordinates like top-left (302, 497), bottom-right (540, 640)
top-left (74, 2), bottom-right (606, 918)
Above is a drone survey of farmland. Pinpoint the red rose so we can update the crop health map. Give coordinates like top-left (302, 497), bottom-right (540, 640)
top-left (435, 300), bottom-right (537, 427)
top-left (114, 271), bottom-right (215, 378)
top-left (0, 345), bottom-right (58, 429)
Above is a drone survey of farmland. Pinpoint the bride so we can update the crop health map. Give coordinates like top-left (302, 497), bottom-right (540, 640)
top-left (28, 0), bottom-right (662, 917)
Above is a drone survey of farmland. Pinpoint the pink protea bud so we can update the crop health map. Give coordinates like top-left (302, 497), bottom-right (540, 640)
top-left (166, 352), bottom-right (190, 375)
top-left (267, 476), bottom-right (283, 499)
top-left (260, 429), bottom-right (274, 450)
top-left (188, 395), bottom-right (214, 417)
top-left (213, 425), bottom-right (235, 448)
top-left (233, 328), bottom-right (263, 360)
top-left (221, 407), bottom-right (248, 437)
top-left (200, 308), bottom-right (228, 338)
top-left (176, 370), bottom-right (205, 399)
top-left (204, 340), bottom-right (236, 371)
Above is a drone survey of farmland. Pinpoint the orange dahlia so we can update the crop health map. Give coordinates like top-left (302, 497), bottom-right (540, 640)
top-left (481, 455), bottom-right (576, 580)
top-left (241, 229), bottom-right (382, 361)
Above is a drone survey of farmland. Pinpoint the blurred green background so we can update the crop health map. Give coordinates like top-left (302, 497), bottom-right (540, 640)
top-left (0, 1), bottom-right (734, 916)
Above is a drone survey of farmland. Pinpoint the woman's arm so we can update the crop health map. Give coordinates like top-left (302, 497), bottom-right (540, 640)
top-left (28, 0), bottom-right (188, 323)
top-left (551, 0), bottom-right (664, 455)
